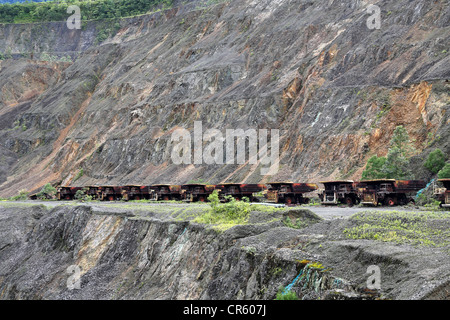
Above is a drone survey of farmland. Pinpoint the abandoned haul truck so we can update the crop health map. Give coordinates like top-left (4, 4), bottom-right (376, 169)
top-left (149, 185), bottom-right (183, 201)
top-left (182, 184), bottom-right (219, 202)
top-left (265, 182), bottom-right (318, 204)
top-left (57, 187), bottom-right (83, 200)
top-left (216, 183), bottom-right (267, 202)
top-left (435, 179), bottom-right (450, 208)
top-left (319, 180), bottom-right (359, 206)
top-left (121, 185), bottom-right (151, 201)
top-left (98, 186), bottom-right (123, 201)
top-left (357, 179), bottom-right (426, 206)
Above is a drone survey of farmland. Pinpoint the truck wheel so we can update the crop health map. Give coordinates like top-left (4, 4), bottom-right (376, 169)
top-left (345, 197), bottom-right (354, 206)
top-left (386, 197), bottom-right (396, 206)
top-left (286, 197), bottom-right (292, 205)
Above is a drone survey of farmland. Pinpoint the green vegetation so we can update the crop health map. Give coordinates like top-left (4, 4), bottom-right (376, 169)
top-left (362, 125), bottom-right (415, 180)
top-left (438, 163), bottom-right (450, 179)
top-left (0, 48), bottom-right (12, 60)
top-left (362, 155), bottom-right (387, 180)
top-left (193, 190), bottom-right (251, 231)
top-left (36, 183), bottom-right (57, 200)
top-left (9, 189), bottom-right (29, 201)
top-left (424, 149), bottom-right (446, 174)
top-left (40, 52), bottom-right (73, 63)
top-left (344, 210), bottom-right (450, 247)
top-left (275, 288), bottom-right (298, 300)
top-left (271, 267), bottom-right (283, 277)
top-left (416, 192), bottom-right (441, 207)
top-left (0, 0), bottom-right (174, 24)
top-left (187, 178), bottom-right (207, 184)
top-left (283, 216), bottom-right (307, 229)
top-left (193, 190), bottom-right (284, 231)
top-left (74, 188), bottom-right (93, 202)
top-left (73, 168), bottom-right (84, 182)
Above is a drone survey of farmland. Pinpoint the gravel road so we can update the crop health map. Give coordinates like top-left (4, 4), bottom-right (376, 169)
top-left (1, 200), bottom-right (424, 220)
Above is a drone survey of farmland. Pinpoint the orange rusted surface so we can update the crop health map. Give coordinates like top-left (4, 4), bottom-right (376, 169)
top-left (265, 182), bottom-right (318, 204)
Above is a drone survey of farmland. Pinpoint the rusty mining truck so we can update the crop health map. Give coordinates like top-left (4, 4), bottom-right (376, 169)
top-left (149, 185), bottom-right (183, 201)
top-left (319, 180), bottom-right (359, 206)
top-left (435, 179), bottom-right (450, 208)
top-left (57, 187), bottom-right (83, 200)
top-left (265, 182), bottom-right (318, 205)
top-left (121, 185), bottom-right (150, 201)
top-left (182, 184), bottom-right (220, 202)
top-left (216, 183), bottom-right (267, 202)
top-left (98, 186), bottom-right (123, 201)
top-left (357, 179), bottom-right (426, 206)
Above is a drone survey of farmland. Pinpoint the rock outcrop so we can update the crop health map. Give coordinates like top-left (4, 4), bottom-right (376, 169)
top-left (0, 204), bottom-right (448, 300)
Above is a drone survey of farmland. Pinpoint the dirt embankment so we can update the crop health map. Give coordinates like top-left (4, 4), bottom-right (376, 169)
top-left (0, 203), bottom-right (448, 300)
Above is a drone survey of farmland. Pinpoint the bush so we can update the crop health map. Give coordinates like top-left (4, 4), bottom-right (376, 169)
top-left (36, 183), bottom-right (57, 200)
top-left (206, 191), bottom-right (251, 224)
top-left (438, 163), bottom-right (450, 179)
top-left (10, 189), bottom-right (29, 201)
top-left (193, 191), bottom-right (251, 230)
top-left (424, 149), bottom-right (446, 174)
top-left (194, 191), bottom-right (285, 231)
top-left (362, 126), bottom-right (415, 180)
top-left (74, 188), bottom-right (93, 202)
top-left (275, 288), bottom-right (298, 300)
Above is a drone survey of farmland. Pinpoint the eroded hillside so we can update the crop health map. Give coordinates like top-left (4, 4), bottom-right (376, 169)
top-left (0, 0), bottom-right (449, 196)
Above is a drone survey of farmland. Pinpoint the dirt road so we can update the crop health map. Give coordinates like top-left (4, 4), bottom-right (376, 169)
top-left (1, 200), bottom-right (425, 220)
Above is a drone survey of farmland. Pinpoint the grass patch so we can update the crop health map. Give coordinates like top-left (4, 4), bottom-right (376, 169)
top-left (0, 202), bottom-right (51, 209)
top-left (275, 288), bottom-right (298, 300)
top-left (344, 210), bottom-right (450, 247)
top-left (193, 191), bottom-right (285, 231)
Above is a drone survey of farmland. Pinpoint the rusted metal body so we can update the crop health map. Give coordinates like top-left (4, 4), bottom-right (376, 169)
top-left (98, 186), bottom-right (123, 201)
top-left (57, 187), bottom-right (83, 200)
top-left (217, 183), bottom-right (267, 202)
top-left (436, 179), bottom-right (450, 208)
top-left (265, 182), bottom-right (318, 204)
top-left (121, 185), bottom-right (149, 201)
top-left (357, 179), bottom-right (426, 206)
top-left (319, 181), bottom-right (359, 206)
top-left (182, 184), bottom-right (219, 202)
top-left (84, 186), bottom-right (100, 200)
top-left (149, 185), bottom-right (183, 201)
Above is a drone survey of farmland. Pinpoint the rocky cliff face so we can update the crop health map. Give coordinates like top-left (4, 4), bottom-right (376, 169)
top-left (0, 0), bottom-right (449, 196)
top-left (1, 204), bottom-right (448, 300)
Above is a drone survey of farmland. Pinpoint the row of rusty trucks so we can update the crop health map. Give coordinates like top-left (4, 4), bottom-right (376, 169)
top-left (56, 184), bottom-right (267, 203)
top-left (319, 180), bottom-right (427, 206)
top-left (54, 179), bottom-right (450, 207)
